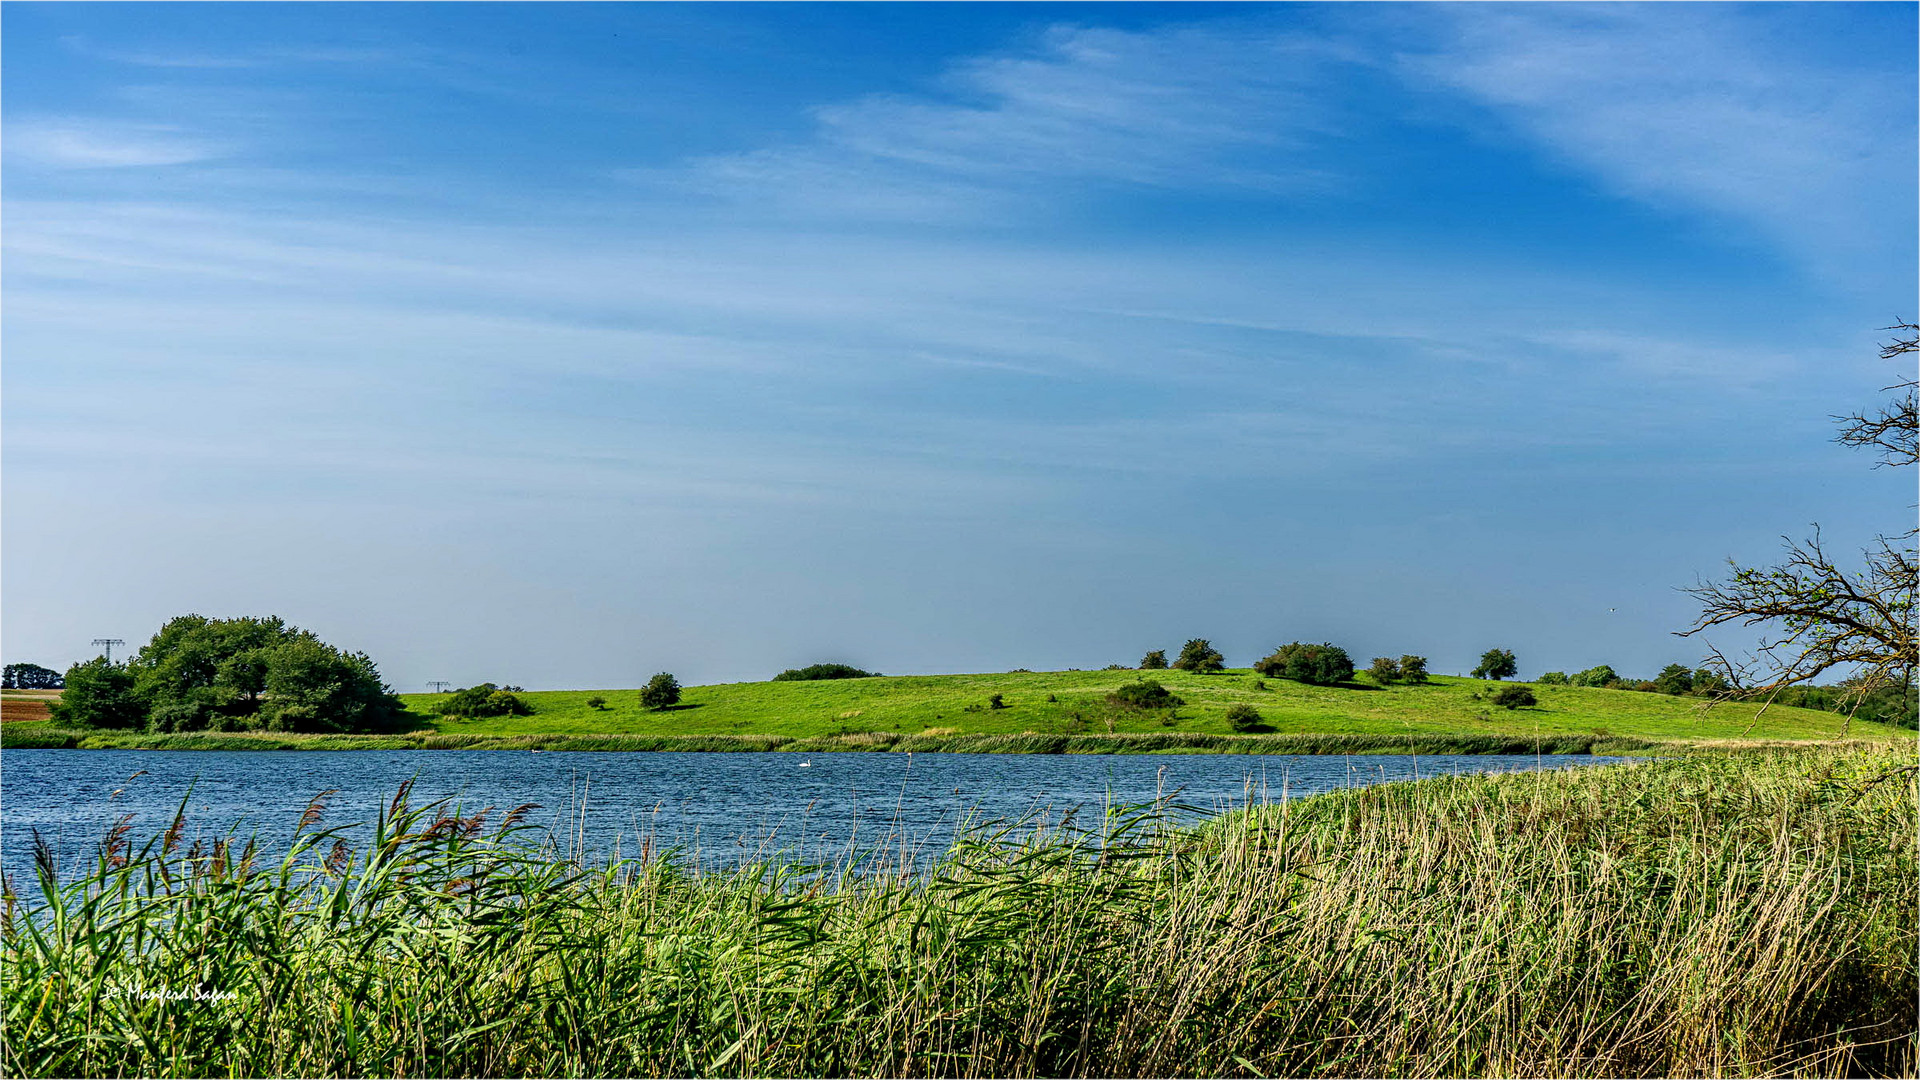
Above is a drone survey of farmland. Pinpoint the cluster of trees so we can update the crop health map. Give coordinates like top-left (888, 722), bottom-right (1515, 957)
top-left (1532, 662), bottom-right (1914, 728)
top-left (3, 663), bottom-right (63, 689)
top-left (772, 663), bottom-right (878, 682)
top-left (435, 683), bottom-right (534, 718)
top-left (50, 615), bottom-right (403, 733)
top-left (1773, 681), bottom-right (1916, 729)
top-left (1254, 643), bottom-right (1355, 686)
top-left (1137, 640), bottom-right (1226, 672)
top-left (1138, 640), bottom-right (1437, 689)
top-left (1367, 655), bottom-right (1430, 685)
top-left (1534, 663), bottom-right (1721, 694)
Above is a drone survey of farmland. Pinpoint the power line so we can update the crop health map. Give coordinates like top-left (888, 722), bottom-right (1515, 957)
top-left (426, 681), bottom-right (451, 694)
top-left (91, 638), bottom-right (126, 663)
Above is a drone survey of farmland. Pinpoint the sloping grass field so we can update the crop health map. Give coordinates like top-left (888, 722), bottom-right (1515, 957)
top-left (419, 669), bottom-right (1904, 742)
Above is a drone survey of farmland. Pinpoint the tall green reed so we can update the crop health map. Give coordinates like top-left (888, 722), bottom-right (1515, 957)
top-left (4, 747), bottom-right (1913, 1077)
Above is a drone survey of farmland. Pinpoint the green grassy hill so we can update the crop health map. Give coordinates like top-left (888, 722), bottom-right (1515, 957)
top-left (412, 669), bottom-right (1907, 745)
top-left (9, 670), bottom-right (1907, 752)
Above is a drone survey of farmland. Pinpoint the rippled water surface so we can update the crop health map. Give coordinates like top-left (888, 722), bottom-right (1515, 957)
top-left (2, 749), bottom-right (1635, 880)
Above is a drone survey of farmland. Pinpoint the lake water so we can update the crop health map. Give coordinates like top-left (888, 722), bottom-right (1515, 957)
top-left (1, 750), bottom-right (1636, 883)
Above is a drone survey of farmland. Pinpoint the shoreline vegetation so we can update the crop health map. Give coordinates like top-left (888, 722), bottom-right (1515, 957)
top-left (0, 725), bottom-right (1906, 757)
top-left (5, 668), bottom-right (1911, 753)
top-left (5, 745), bottom-right (1911, 1077)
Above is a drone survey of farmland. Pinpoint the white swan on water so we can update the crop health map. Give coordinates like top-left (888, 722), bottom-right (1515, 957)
top-left (798, 758), bottom-right (812, 767)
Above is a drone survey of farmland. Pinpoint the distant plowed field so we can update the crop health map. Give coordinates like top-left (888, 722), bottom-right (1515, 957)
top-left (1, 694), bottom-right (56, 723)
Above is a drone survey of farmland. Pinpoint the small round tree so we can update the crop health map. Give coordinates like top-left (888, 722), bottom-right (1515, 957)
top-left (1139, 649), bottom-right (1168, 670)
top-left (1224, 703), bottom-right (1262, 732)
top-left (1397, 655), bottom-right (1430, 683)
top-left (1368, 657), bottom-right (1401, 684)
top-left (1173, 639), bottom-right (1225, 673)
top-left (1472, 648), bottom-right (1518, 681)
top-left (641, 672), bottom-right (682, 711)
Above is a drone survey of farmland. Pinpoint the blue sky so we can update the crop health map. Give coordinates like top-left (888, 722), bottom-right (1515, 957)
top-left (5, 3), bottom-right (1915, 689)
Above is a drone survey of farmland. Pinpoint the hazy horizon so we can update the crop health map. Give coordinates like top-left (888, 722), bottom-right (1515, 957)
top-left (5, 3), bottom-right (1915, 690)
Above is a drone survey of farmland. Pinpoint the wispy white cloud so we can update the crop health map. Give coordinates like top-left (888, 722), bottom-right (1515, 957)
top-left (1399, 4), bottom-right (1914, 282)
top-left (6, 118), bottom-right (226, 169)
top-left (644, 21), bottom-right (1353, 221)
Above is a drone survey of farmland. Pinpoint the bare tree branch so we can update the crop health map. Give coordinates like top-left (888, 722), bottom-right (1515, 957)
top-left (1679, 322), bottom-right (1919, 734)
top-left (1833, 321), bottom-right (1918, 469)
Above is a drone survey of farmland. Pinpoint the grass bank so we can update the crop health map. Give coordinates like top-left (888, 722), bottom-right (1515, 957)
top-left (10, 724), bottom-right (1903, 757)
top-left (5, 745), bottom-right (1913, 1077)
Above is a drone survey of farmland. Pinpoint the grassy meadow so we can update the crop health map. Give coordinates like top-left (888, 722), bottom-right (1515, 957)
top-left (5, 669), bottom-right (1910, 752)
top-left (414, 669), bottom-right (1905, 742)
top-left (5, 744), bottom-right (1912, 1077)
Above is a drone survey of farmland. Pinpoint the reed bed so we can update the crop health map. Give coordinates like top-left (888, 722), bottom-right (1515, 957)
top-left (4, 746), bottom-right (1913, 1077)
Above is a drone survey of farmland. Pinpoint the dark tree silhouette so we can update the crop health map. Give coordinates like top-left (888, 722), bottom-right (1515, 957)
top-left (3, 663), bottom-right (63, 689)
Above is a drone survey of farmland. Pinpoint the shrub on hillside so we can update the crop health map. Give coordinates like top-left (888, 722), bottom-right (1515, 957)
top-left (1368, 657), bottom-right (1401, 684)
top-left (1471, 648), bottom-right (1518, 681)
top-left (1253, 649), bottom-right (1285, 679)
top-left (1537, 671), bottom-right (1570, 686)
top-left (988, 693), bottom-right (1007, 710)
top-left (1139, 649), bottom-right (1168, 670)
top-left (1108, 680), bottom-right (1184, 710)
top-left (641, 673), bottom-right (682, 711)
top-left (1255, 643), bottom-right (1355, 686)
top-left (586, 695), bottom-right (608, 710)
top-left (1397, 656), bottom-right (1430, 683)
top-left (1571, 665), bottom-right (1618, 688)
top-left (772, 663), bottom-right (878, 682)
top-left (1492, 685), bottom-right (1537, 709)
top-left (1173, 640), bottom-right (1224, 673)
top-left (1225, 703), bottom-right (1262, 732)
